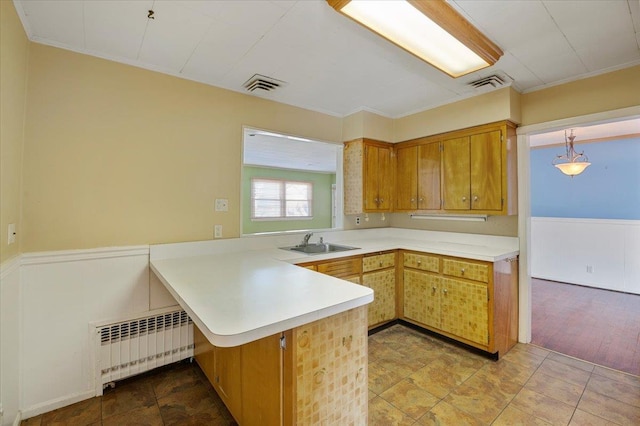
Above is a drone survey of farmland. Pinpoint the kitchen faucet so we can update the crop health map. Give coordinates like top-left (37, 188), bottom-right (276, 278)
top-left (301, 232), bottom-right (313, 246)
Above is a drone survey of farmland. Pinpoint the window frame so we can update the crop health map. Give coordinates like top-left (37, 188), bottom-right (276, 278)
top-left (250, 178), bottom-right (314, 221)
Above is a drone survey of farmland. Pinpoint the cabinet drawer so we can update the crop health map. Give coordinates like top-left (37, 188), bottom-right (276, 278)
top-left (363, 252), bottom-right (395, 272)
top-left (442, 259), bottom-right (489, 282)
top-left (403, 252), bottom-right (439, 272)
top-left (316, 257), bottom-right (362, 279)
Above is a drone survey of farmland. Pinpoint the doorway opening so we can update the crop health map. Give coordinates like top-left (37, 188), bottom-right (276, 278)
top-left (524, 116), bottom-right (640, 376)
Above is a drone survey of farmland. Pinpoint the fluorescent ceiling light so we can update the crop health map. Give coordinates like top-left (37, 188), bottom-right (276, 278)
top-left (327, 0), bottom-right (503, 77)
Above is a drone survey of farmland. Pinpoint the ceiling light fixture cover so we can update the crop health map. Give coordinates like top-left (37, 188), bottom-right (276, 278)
top-left (327, 0), bottom-right (503, 77)
top-left (552, 130), bottom-right (591, 177)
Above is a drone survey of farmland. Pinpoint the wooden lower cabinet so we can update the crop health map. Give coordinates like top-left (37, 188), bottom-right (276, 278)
top-left (440, 278), bottom-right (489, 346)
top-left (402, 250), bottom-right (518, 357)
top-left (363, 268), bottom-right (395, 326)
top-left (194, 305), bottom-right (369, 425)
top-left (362, 251), bottom-right (396, 327)
top-left (403, 269), bottom-right (441, 329)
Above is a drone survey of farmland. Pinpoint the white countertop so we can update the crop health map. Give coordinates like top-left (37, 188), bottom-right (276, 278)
top-left (150, 228), bottom-right (519, 348)
top-left (151, 251), bottom-right (374, 347)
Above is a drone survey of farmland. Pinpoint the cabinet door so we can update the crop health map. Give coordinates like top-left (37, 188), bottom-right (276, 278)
top-left (377, 145), bottom-right (392, 210)
top-left (442, 136), bottom-right (470, 210)
top-left (417, 142), bottom-right (441, 210)
top-left (395, 145), bottom-right (417, 210)
top-left (403, 270), bottom-right (441, 329)
top-left (214, 345), bottom-right (243, 422)
top-left (363, 145), bottom-right (382, 211)
top-left (363, 269), bottom-right (396, 326)
top-left (470, 130), bottom-right (502, 211)
top-left (242, 334), bottom-right (282, 425)
top-left (364, 144), bottom-right (392, 211)
top-left (440, 278), bottom-right (489, 346)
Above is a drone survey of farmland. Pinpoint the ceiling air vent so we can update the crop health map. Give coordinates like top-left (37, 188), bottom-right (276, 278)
top-left (468, 73), bottom-right (512, 90)
top-left (243, 74), bottom-right (287, 93)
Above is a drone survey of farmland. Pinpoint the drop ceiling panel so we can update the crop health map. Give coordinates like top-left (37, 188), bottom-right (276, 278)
top-left (84, 1), bottom-right (152, 60)
top-left (525, 51), bottom-right (586, 84)
top-left (181, 21), bottom-right (258, 82)
top-left (13, 0), bottom-right (640, 119)
top-left (137, 1), bottom-right (213, 71)
top-left (493, 53), bottom-right (544, 91)
top-left (19, 0), bottom-right (84, 47)
top-left (543, 0), bottom-right (635, 49)
top-left (576, 35), bottom-right (640, 72)
top-left (454, 0), bottom-right (556, 51)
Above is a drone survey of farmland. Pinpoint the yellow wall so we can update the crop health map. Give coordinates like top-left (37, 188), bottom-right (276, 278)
top-left (393, 87), bottom-right (519, 142)
top-left (521, 66), bottom-right (640, 126)
top-left (9, 16), bottom-right (640, 252)
top-left (21, 44), bottom-right (342, 252)
top-left (0, 0), bottom-right (29, 263)
top-left (342, 110), bottom-right (393, 142)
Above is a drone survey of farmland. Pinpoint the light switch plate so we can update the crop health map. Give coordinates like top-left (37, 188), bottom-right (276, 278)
top-left (215, 198), bottom-right (229, 212)
top-left (214, 225), bottom-right (223, 238)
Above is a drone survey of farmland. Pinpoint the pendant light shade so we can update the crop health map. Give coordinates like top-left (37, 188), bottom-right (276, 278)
top-left (552, 130), bottom-right (591, 177)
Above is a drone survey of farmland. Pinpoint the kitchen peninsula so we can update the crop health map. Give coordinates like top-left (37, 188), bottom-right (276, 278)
top-left (150, 228), bottom-right (519, 425)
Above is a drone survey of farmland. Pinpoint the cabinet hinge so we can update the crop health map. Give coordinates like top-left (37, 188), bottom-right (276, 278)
top-left (280, 335), bottom-right (287, 350)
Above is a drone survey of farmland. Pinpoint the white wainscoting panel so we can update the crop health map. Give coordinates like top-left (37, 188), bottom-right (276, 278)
top-left (19, 246), bottom-right (150, 417)
top-left (531, 217), bottom-right (640, 294)
top-left (1, 256), bottom-right (21, 426)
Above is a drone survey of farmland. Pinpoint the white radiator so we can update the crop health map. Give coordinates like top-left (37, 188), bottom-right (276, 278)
top-left (94, 308), bottom-right (193, 394)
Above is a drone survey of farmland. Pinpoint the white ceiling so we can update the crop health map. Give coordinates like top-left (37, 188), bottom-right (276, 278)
top-left (243, 128), bottom-right (339, 173)
top-left (14, 0), bottom-right (640, 119)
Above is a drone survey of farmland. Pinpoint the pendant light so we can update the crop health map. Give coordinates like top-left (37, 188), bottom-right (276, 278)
top-left (552, 130), bottom-right (591, 177)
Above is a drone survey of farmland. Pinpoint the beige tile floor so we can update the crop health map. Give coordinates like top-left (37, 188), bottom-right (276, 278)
top-left (22, 324), bottom-right (640, 425)
top-left (369, 325), bottom-right (640, 425)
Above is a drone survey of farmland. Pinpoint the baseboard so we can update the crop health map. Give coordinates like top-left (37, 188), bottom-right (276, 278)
top-left (20, 390), bottom-right (95, 420)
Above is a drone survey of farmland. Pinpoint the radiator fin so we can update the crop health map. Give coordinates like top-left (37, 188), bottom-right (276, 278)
top-left (96, 309), bottom-right (194, 390)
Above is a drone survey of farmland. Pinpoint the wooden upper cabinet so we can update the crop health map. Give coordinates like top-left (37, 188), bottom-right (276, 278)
top-left (442, 136), bottom-right (471, 210)
top-left (395, 145), bottom-right (418, 210)
top-left (440, 121), bottom-right (517, 215)
top-left (395, 141), bottom-right (441, 211)
top-left (344, 138), bottom-right (393, 214)
top-left (364, 143), bottom-right (392, 211)
top-left (418, 142), bottom-right (441, 210)
top-left (470, 131), bottom-right (502, 211)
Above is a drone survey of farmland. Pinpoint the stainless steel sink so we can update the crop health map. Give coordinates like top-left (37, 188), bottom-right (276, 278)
top-left (281, 243), bottom-right (360, 255)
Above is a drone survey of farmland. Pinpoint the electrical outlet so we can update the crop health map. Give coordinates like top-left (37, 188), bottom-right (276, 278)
top-left (355, 217), bottom-right (361, 225)
top-left (586, 265), bottom-right (594, 273)
top-left (214, 225), bottom-right (223, 238)
top-left (215, 198), bottom-right (229, 212)
top-left (7, 223), bottom-right (16, 245)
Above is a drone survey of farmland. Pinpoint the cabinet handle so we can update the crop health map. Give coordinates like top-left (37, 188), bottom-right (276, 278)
top-left (417, 259), bottom-right (422, 265)
top-left (380, 198), bottom-right (384, 203)
top-left (432, 286), bottom-right (437, 293)
top-left (462, 196), bottom-right (467, 202)
top-left (379, 261), bottom-right (383, 267)
top-left (443, 288), bottom-right (448, 294)
top-left (419, 198), bottom-right (424, 202)
top-left (473, 195), bottom-right (478, 202)
top-left (461, 268), bottom-right (465, 275)
top-left (374, 198), bottom-right (379, 204)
